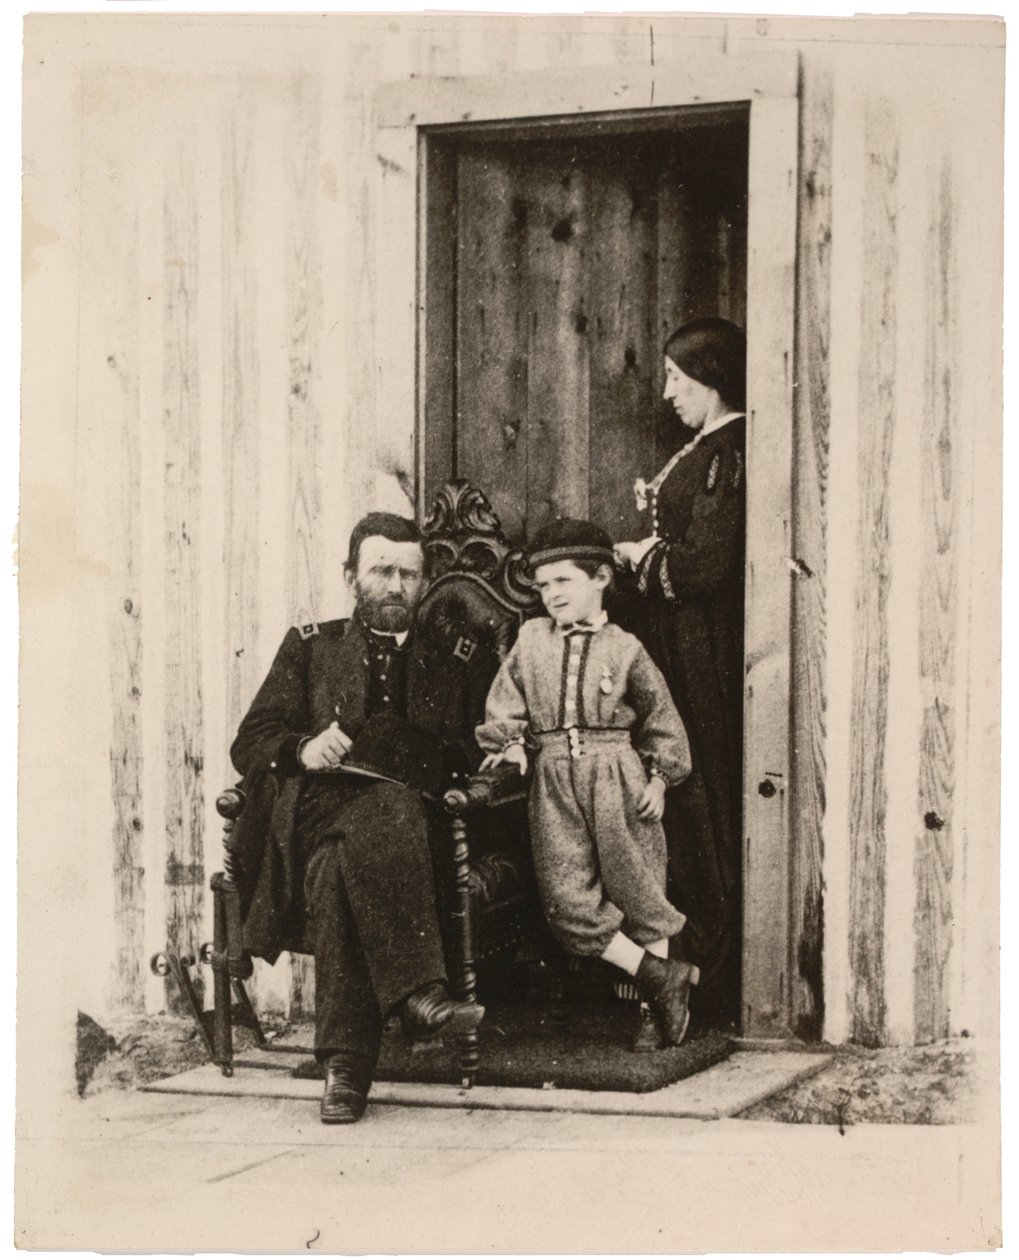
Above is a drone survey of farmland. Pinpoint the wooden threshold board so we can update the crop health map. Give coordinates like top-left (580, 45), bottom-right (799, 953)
top-left (141, 1049), bottom-right (832, 1121)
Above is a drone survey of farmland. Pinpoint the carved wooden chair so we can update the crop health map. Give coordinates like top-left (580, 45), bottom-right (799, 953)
top-left (155, 479), bottom-right (555, 1087)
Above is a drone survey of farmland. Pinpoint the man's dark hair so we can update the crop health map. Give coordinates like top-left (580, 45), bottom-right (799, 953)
top-left (345, 512), bottom-right (423, 574)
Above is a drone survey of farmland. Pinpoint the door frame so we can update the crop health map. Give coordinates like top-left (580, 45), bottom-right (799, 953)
top-left (375, 54), bottom-right (800, 1039)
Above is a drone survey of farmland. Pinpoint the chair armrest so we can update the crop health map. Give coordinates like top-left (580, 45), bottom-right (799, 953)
top-left (443, 768), bottom-right (529, 816)
top-left (216, 787), bottom-right (247, 821)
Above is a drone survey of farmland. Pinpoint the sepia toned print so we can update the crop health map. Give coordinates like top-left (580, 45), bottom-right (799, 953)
top-left (17, 10), bottom-right (1002, 1252)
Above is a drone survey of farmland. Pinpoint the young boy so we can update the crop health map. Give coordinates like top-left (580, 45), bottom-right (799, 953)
top-left (476, 519), bottom-right (700, 1049)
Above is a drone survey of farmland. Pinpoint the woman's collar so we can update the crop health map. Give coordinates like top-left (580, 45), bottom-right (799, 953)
top-left (701, 410), bottom-right (745, 439)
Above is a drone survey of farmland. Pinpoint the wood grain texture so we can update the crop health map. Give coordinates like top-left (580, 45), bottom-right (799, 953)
top-left (653, 151), bottom-right (696, 469)
top-left (740, 95), bottom-right (798, 1038)
top-left (345, 40), bottom-right (381, 519)
top-left (285, 76), bottom-right (324, 629)
top-left (848, 97), bottom-right (898, 1047)
top-left (162, 144), bottom-right (206, 1006)
top-left (525, 147), bottom-right (590, 529)
top-left (586, 141), bottom-right (657, 542)
top-left (455, 145), bottom-right (530, 540)
top-left (377, 54), bottom-right (798, 129)
top-left (913, 151), bottom-right (958, 1044)
top-left (106, 203), bottom-right (146, 1012)
top-left (653, 120), bottom-right (748, 467)
top-left (221, 105), bottom-right (262, 736)
top-left (446, 120), bottom-right (750, 542)
top-left (285, 77), bottom-right (324, 1015)
top-left (419, 137), bottom-right (458, 518)
top-left (789, 63), bottom-right (833, 1041)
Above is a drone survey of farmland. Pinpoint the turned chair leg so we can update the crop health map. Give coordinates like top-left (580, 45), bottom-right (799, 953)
top-left (450, 811), bottom-right (481, 1088)
top-left (206, 872), bottom-right (263, 1076)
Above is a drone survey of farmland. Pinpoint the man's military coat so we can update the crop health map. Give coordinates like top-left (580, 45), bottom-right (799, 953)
top-left (228, 616), bottom-right (492, 961)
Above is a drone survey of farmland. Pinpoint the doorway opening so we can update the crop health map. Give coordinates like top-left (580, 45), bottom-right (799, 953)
top-left (420, 105), bottom-right (750, 1035)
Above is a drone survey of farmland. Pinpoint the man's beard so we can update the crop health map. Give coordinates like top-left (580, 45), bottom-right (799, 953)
top-left (356, 589), bottom-right (414, 634)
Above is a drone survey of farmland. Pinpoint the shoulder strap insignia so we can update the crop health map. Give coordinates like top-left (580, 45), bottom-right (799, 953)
top-left (706, 452), bottom-right (721, 493)
top-left (453, 634), bottom-right (476, 662)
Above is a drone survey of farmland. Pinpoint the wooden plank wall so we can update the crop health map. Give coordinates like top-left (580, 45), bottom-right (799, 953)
top-left (847, 95), bottom-right (898, 1047)
top-left (787, 57), bottom-right (832, 1042)
top-left (25, 14), bottom-right (1002, 1046)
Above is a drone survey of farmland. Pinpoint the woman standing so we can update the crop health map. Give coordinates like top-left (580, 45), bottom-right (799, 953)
top-left (614, 317), bottom-right (746, 1030)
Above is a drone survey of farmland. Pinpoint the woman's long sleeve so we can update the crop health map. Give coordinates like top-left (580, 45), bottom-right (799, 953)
top-left (636, 435), bottom-right (745, 602)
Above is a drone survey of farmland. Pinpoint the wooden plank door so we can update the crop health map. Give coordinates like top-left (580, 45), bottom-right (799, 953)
top-left (448, 120), bottom-right (749, 546)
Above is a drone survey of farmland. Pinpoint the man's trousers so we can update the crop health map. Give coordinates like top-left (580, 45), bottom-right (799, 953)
top-left (298, 778), bottom-right (448, 1065)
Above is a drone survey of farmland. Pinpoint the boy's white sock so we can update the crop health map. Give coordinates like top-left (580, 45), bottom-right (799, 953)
top-left (600, 931), bottom-right (645, 976)
top-left (646, 938), bottom-right (669, 959)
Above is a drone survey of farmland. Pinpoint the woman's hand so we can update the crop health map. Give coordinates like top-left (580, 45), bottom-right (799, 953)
top-left (479, 744), bottom-right (529, 776)
top-left (614, 537), bottom-right (659, 571)
top-left (637, 775), bottom-right (666, 821)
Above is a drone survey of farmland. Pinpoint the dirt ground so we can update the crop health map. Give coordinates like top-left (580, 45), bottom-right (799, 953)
top-left (738, 1037), bottom-right (984, 1125)
top-left (76, 1011), bottom-right (986, 1126)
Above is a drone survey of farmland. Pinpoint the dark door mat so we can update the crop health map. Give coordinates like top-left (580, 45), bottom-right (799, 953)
top-left (294, 1003), bottom-right (732, 1093)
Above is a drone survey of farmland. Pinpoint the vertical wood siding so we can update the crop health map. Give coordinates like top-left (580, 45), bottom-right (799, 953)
top-left (913, 155), bottom-right (958, 1043)
top-left (161, 145), bottom-right (206, 1007)
top-left (847, 97), bottom-right (898, 1047)
top-left (789, 61), bottom-right (832, 1041)
top-left (284, 78), bottom-right (325, 1018)
top-left (221, 103), bottom-right (262, 738)
top-left (43, 15), bottom-right (1000, 1045)
top-left (106, 195), bottom-right (146, 1013)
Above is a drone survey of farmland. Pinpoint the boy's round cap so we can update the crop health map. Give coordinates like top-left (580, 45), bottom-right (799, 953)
top-left (527, 518), bottom-right (615, 573)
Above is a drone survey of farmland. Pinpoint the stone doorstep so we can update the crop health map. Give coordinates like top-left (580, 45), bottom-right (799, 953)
top-left (141, 1049), bottom-right (832, 1120)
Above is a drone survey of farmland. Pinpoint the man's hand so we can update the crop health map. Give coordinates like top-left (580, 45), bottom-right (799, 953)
top-left (299, 721), bottom-right (354, 771)
top-left (637, 775), bottom-right (666, 821)
top-left (479, 744), bottom-right (529, 776)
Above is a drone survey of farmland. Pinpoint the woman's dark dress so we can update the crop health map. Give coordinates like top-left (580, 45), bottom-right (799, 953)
top-left (629, 417), bottom-right (746, 1028)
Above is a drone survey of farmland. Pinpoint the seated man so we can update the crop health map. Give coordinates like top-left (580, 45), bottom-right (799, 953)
top-left (230, 512), bottom-right (484, 1124)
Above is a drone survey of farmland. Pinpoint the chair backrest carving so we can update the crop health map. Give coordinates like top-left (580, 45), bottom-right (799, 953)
top-left (418, 479), bottom-right (539, 663)
top-left (421, 479), bottom-right (538, 613)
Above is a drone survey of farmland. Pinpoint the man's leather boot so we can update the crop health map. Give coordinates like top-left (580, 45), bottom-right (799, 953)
top-left (635, 954), bottom-right (700, 1047)
top-left (320, 1054), bottom-right (369, 1125)
top-left (399, 982), bottom-right (485, 1053)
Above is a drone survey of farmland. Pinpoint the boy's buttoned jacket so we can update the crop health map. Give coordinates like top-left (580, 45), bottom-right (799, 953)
top-left (476, 618), bottom-right (692, 786)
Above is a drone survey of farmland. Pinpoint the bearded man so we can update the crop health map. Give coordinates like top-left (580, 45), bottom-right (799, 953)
top-left (229, 513), bottom-right (485, 1124)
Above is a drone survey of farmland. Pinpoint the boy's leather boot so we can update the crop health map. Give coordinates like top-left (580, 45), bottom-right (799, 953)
top-left (632, 1000), bottom-right (668, 1053)
top-left (635, 954), bottom-right (700, 1046)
